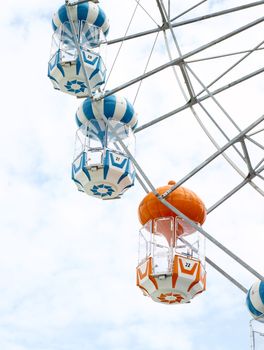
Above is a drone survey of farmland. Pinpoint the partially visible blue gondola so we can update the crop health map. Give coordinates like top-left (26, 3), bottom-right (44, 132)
top-left (48, 2), bottom-right (109, 96)
top-left (247, 281), bottom-right (264, 322)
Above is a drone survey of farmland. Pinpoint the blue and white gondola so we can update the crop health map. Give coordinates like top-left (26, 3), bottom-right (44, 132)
top-left (48, 3), bottom-right (109, 97)
top-left (246, 280), bottom-right (264, 322)
top-left (72, 95), bottom-right (138, 199)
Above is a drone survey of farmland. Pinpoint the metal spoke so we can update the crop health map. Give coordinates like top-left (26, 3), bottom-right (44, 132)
top-left (257, 173), bottom-right (264, 182)
top-left (205, 256), bottom-right (248, 294)
top-left (254, 157), bottom-right (264, 171)
top-left (240, 139), bottom-right (255, 175)
top-left (245, 135), bottom-right (264, 151)
top-left (133, 0), bottom-right (160, 27)
top-left (170, 0), bottom-right (207, 22)
top-left (248, 127), bottom-right (264, 137)
top-left (133, 31), bottom-right (160, 105)
top-left (186, 47), bottom-right (264, 63)
top-left (207, 178), bottom-right (253, 214)
top-left (197, 101), bottom-right (246, 161)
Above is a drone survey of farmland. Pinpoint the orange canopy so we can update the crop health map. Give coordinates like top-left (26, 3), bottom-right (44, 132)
top-left (138, 181), bottom-right (206, 228)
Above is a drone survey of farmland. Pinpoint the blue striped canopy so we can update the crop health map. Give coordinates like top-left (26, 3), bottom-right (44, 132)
top-left (246, 280), bottom-right (264, 322)
top-left (52, 3), bottom-right (110, 37)
top-left (76, 95), bottom-right (138, 144)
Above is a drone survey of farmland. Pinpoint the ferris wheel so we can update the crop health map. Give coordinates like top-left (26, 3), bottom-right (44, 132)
top-left (48, 0), bottom-right (264, 347)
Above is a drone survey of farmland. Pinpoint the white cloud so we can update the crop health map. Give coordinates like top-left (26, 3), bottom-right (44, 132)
top-left (0, 1), bottom-right (263, 349)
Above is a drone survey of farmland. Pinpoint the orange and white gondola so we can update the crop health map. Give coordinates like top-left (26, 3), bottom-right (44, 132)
top-left (136, 181), bottom-right (207, 304)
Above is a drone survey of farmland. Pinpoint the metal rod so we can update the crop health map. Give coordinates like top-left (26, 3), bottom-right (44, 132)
top-left (106, 1), bottom-right (264, 46)
top-left (135, 173), bottom-right (150, 193)
top-left (167, 0), bottom-right (170, 20)
top-left (163, 31), bottom-right (189, 100)
top-left (257, 164), bottom-right (264, 174)
top-left (245, 134), bottom-right (264, 151)
top-left (156, 0), bottom-right (167, 24)
top-left (257, 173), bottom-right (264, 182)
top-left (135, 101), bottom-right (191, 133)
top-left (207, 178), bottom-right (252, 214)
top-left (205, 256), bottom-right (248, 294)
top-left (197, 101), bottom-right (246, 161)
top-left (133, 31), bottom-right (160, 105)
top-left (248, 127), bottom-right (264, 137)
top-left (135, 66), bottom-right (264, 133)
top-left (186, 47), bottom-right (264, 64)
top-left (190, 106), bottom-right (251, 185)
top-left (134, 0), bottom-right (160, 27)
top-left (248, 180), bottom-right (264, 196)
top-left (240, 139), bottom-right (255, 175)
top-left (254, 157), bottom-right (264, 171)
top-left (170, 0), bottom-right (207, 22)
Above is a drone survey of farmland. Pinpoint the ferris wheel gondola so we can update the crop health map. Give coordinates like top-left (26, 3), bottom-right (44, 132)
top-left (48, 2), bottom-right (109, 96)
top-left (72, 94), bottom-right (138, 199)
top-left (136, 181), bottom-right (206, 304)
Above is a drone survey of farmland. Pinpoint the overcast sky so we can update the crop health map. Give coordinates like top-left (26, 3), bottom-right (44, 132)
top-left (0, 1), bottom-right (264, 349)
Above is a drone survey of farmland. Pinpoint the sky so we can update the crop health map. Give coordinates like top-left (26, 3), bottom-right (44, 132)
top-left (0, 0), bottom-right (264, 349)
